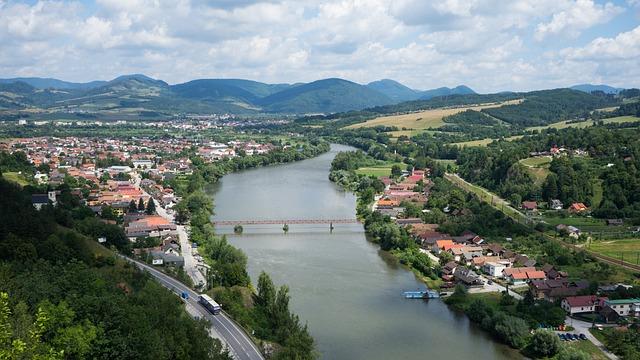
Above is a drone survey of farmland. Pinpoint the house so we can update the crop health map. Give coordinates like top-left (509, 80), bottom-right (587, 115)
top-left (442, 261), bottom-right (458, 281)
top-left (561, 295), bottom-right (607, 314)
top-left (31, 191), bottom-right (57, 210)
top-left (432, 239), bottom-right (454, 254)
top-left (504, 267), bottom-right (544, 285)
top-left (529, 279), bottom-right (590, 301)
top-left (483, 261), bottom-right (511, 278)
top-left (568, 202), bottom-right (588, 213)
top-left (550, 199), bottom-right (563, 210)
top-left (522, 201), bottom-right (537, 211)
top-left (541, 264), bottom-right (568, 280)
top-left (132, 159), bottom-right (153, 169)
top-left (599, 306), bottom-right (622, 324)
top-left (453, 267), bottom-right (482, 286)
top-left (556, 224), bottom-right (581, 238)
top-left (514, 254), bottom-right (536, 268)
top-left (150, 251), bottom-right (185, 267)
top-left (606, 219), bottom-right (624, 226)
top-left (603, 298), bottom-right (640, 317)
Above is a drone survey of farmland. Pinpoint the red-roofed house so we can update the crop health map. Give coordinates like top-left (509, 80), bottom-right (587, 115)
top-left (568, 203), bottom-right (588, 213)
top-left (561, 295), bottom-right (608, 315)
top-left (433, 239), bottom-right (454, 254)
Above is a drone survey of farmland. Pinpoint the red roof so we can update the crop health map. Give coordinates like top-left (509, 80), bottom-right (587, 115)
top-left (564, 295), bottom-right (607, 307)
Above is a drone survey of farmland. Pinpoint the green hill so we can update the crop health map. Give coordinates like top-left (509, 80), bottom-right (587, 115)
top-left (366, 79), bottom-right (421, 102)
top-left (259, 78), bottom-right (394, 113)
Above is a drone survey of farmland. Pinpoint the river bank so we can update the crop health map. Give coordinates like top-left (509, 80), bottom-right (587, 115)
top-left (210, 143), bottom-right (520, 360)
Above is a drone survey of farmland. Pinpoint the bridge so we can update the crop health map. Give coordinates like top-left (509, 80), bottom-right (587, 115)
top-left (212, 218), bottom-right (360, 226)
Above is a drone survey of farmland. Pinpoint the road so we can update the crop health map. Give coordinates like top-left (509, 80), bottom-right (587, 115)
top-left (134, 174), bottom-right (207, 287)
top-left (468, 275), bottom-right (524, 300)
top-left (122, 256), bottom-right (264, 360)
top-left (563, 316), bottom-right (618, 360)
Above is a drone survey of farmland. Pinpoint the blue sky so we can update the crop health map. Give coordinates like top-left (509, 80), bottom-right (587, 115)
top-left (0, 0), bottom-right (639, 92)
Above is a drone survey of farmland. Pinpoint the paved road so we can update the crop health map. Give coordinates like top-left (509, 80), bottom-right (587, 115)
top-left (135, 174), bottom-right (207, 287)
top-left (122, 256), bottom-right (264, 360)
top-left (563, 316), bottom-right (618, 360)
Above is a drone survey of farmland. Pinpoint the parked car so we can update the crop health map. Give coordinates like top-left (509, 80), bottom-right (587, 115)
top-left (558, 334), bottom-right (566, 341)
top-left (579, 334), bottom-right (587, 340)
top-left (565, 333), bottom-right (575, 341)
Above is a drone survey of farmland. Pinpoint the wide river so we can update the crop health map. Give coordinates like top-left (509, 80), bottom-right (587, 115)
top-left (209, 144), bottom-right (519, 360)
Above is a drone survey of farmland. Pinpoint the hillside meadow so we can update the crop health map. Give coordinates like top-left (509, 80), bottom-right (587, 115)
top-left (343, 100), bottom-right (522, 131)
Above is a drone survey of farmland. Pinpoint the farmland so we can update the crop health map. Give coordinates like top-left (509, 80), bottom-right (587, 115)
top-left (589, 239), bottom-right (640, 264)
top-left (355, 162), bottom-right (405, 177)
top-left (344, 100), bottom-right (522, 131)
top-left (526, 115), bottom-right (640, 132)
top-left (449, 135), bottom-right (523, 147)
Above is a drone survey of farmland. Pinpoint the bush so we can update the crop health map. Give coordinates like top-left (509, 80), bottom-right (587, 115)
top-left (529, 329), bottom-right (560, 357)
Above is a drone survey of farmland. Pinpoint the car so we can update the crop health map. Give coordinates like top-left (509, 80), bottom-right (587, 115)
top-left (565, 333), bottom-right (575, 341)
top-left (579, 334), bottom-right (587, 340)
top-left (558, 334), bottom-right (566, 341)
top-left (487, 280), bottom-right (493, 285)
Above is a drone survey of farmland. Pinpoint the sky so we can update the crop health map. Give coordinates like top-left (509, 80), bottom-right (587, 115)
top-left (0, 0), bottom-right (639, 93)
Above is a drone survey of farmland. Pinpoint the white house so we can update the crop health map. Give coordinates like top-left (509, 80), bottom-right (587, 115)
top-left (483, 261), bottom-right (510, 278)
top-left (132, 159), bottom-right (153, 169)
top-left (604, 298), bottom-right (640, 317)
top-left (561, 295), bottom-right (607, 315)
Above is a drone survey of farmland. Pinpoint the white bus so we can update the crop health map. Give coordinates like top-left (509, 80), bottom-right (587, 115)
top-left (199, 294), bottom-right (222, 315)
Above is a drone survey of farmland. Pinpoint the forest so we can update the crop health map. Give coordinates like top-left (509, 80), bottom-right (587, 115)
top-left (0, 176), bottom-right (231, 359)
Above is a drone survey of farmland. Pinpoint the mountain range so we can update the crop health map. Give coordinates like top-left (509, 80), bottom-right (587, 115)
top-left (0, 74), bottom-right (476, 116)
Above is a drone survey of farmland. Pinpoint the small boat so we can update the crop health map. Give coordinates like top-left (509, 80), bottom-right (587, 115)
top-left (403, 290), bottom-right (440, 299)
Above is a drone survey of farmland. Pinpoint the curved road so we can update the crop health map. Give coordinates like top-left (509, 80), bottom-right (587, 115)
top-left (122, 256), bottom-right (264, 360)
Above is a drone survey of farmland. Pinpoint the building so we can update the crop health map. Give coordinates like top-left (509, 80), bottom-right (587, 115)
top-left (453, 267), bottom-right (483, 286)
top-left (483, 261), bottom-right (511, 278)
top-left (550, 199), bottom-right (563, 210)
top-left (568, 202), bottom-right (588, 213)
top-left (556, 224), bottom-right (581, 238)
top-left (31, 191), bottom-right (57, 210)
top-left (522, 201), bottom-right (538, 211)
top-left (561, 295), bottom-right (607, 314)
top-left (529, 279), bottom-right (590, 301)
top-left (603, 298), bottom-right (640, 317)
top-left (132, 159), bottom-right (153, 169)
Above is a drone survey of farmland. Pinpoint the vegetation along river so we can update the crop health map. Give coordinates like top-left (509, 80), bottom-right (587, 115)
top-left (209, 144), bottom-right (519, 360)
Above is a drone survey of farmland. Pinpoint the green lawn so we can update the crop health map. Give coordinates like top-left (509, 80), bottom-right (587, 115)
top-left (519, 156), bottom-right (552, 167)
top-left (592, 179), bottom-right (603, 208)
top-left (355, 162), bottom-right (405, 177)
top-left (2, 171), bottom-right (31, 186)
top-left (449, 135), bottom-right (523, 147)
top-left (589, 238), bottom-right (640, 263)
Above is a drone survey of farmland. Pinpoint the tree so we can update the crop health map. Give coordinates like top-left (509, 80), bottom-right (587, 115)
top-left (492, 312), bottom-right (529, 348)
top-left (256, 272), bottom-right (276, 311)
top-left (391, 164), bottom-right (403, 177)
top-left (529, 329), bottom-right (560, 357)
top-left (137, 198), bottom-right (145, 211)
top-left (145, 199), bottom-right (156, 215)
top-left (128, 199), bottom-right (137, 213)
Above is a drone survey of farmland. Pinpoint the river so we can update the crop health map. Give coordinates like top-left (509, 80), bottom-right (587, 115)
top-left (209, 144), bottom-right (519, 360)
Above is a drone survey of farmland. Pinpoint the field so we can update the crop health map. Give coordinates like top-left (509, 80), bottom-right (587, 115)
top-left (527, 116), bottom-right (640, 132)
top-left (449, 135), bottom-right (523, 147)
top-left (344, 100), bottom-right (522, 131)
top-left (589, 239), bottom-right (640, 263)
top-left (355, 162), bottom-right (405, 177)
top-left (518, 156), bottom-right (552, 185)
top-left (2, 171), bottom-right (30, 186)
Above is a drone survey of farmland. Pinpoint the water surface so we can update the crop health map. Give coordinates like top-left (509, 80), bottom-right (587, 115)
top-left (209, 144), bottom-right (518, 360)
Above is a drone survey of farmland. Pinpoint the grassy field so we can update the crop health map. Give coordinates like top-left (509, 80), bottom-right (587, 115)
top-left (589, 238), bottom-right (640, 263)
top-left (527, 116), bottom-right (640, 132)
top-left (2, 171), bottom-right (31, 186)
top-left (449, 135), bottom-right (523, 147)
top-left (518, 156), bottom-right (552, 185)
top-left (344, 100), bottom-right (521, 131)
top-left (355, 162), bottom-right (405, 177)
top-left (560, 339), bottom-right (609, 360)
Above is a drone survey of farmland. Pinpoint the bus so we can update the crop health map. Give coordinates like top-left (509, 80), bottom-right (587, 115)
top-left (199, 294), bottom-right (222, 315)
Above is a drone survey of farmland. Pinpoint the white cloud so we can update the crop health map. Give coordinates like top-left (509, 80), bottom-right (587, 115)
top-left (534, 0), bottom-right (623, 40)
top-left (0, 0), bottom-right (638, 92)
top-left (561, 25), bottom-right (640, 60)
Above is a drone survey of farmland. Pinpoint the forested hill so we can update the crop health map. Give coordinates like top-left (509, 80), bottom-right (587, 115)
top-left (0, 176), bottom-right (231, 359)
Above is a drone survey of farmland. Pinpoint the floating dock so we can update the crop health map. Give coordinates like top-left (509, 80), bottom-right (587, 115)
top-left (403, 290), bottom-right (440, 299)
